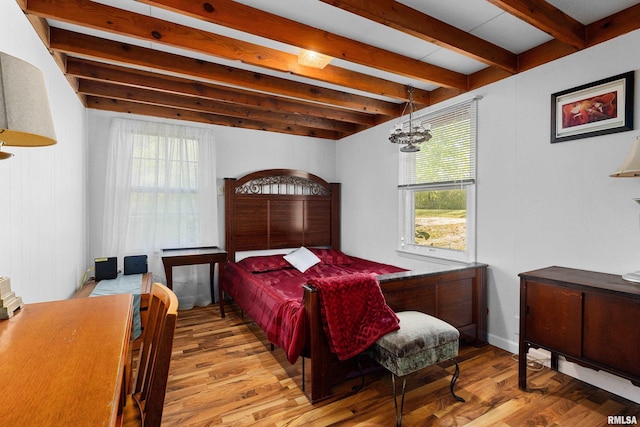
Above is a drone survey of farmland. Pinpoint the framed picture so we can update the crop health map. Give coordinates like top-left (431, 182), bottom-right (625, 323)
top-left (551, 71), bottom-right (634, 143)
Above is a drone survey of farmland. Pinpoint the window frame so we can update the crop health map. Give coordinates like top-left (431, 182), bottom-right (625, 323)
top-left (397, 97), bottom-right (478, 263)
top-left (398, 182), bottom-right (476, 262)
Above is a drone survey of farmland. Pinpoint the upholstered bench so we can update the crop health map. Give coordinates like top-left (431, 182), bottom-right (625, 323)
top-left (368, 311), bottom-right (465, 426)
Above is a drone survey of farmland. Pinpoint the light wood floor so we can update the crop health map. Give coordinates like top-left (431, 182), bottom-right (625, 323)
top-left (161, 304), bottom-right (640, 426)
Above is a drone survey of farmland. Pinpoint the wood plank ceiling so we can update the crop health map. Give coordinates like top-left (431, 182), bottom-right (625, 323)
top-left (17, 0), bottom-right (640, 140)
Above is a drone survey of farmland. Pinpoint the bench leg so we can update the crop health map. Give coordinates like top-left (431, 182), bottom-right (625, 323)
top-left (450, 358), bottom-right (465, 402)
top-left (353, 353), bottom-right (365, 392)
top-left (391, 374), bottom-right (407, 427)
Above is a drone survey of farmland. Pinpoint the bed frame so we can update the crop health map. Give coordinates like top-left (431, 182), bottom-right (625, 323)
top-left (223, 169), bottom-right (487, 403)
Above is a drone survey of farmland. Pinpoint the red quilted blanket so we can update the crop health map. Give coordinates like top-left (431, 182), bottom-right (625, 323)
top-left (310, 273), bottom-right (400, 361)
top-left (222, 254), bottom-right (406, 364)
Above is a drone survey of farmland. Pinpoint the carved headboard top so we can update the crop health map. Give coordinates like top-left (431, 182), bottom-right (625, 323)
top-left (224, 169), bottom-right (341, 261)
top-left (233, 169), bottom-right (332, 196)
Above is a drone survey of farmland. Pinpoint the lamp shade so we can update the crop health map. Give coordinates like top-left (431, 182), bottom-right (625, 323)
top-left (610, 136), bottom-right (640, 177)
top-left (0, 52), bottom-right (56, 147)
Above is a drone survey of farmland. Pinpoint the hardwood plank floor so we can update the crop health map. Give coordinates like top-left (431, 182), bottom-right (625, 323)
top-left (161, 304), bottom-right (640, 426)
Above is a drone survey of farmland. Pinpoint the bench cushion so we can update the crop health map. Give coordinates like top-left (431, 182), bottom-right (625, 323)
top-left (369, 311), bottom-right (459, 377)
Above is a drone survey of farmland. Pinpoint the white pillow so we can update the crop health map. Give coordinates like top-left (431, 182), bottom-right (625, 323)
top-left (284, 247), bottom-right (321, 273)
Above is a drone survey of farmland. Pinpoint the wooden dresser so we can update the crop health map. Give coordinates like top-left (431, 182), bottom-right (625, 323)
top-left (518, 266), bottom-right (640, 391)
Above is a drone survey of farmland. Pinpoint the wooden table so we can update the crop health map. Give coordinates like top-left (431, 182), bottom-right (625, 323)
top-left (72, 271), bottom-right (152, 298)
top-left (162, 246), bottom-right (227, 302)
top-left (72, 272), bottom-right (152, 346)
top-left (0, 294), bottom-right (133, 426)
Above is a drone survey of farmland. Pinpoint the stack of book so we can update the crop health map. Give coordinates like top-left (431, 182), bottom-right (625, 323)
top-left (0, 277), bottom-right (23, 319)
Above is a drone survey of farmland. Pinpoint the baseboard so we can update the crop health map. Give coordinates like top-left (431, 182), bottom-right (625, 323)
top-left (487, 332), bottom-right (518, 354)
top-left (487, 335), bottom-right (640, 404)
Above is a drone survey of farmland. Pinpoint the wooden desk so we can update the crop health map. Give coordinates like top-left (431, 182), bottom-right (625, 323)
top-left (0, 294), bottom-right (133, 426)
top-left (162, 246), bottom-right (227, 301)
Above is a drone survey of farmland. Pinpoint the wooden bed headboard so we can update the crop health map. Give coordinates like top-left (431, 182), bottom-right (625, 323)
top-left (224, 169), bottom-right (341, 261)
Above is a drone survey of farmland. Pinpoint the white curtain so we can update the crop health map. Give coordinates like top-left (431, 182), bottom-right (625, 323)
top-left (102, 118), bottom-right (218, 309)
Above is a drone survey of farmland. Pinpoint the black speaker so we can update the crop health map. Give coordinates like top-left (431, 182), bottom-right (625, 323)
top-left (124, 255), bottom-right (148, 275)
top-left (95, 257), bottom-right (117, 281)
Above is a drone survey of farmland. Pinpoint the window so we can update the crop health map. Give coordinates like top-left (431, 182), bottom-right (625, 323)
top-left (127, 133), bottom-right (201, 250)
top-left (102, 118), bottom-right (218, 308)
top-left (398, 98), bottom-right (478, 262)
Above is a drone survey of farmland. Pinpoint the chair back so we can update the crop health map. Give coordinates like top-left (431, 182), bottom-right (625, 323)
top-left (132, 282), bottom-right (178, 426)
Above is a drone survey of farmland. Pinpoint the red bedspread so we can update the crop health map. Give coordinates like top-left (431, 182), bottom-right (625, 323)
top-left (221, 251), bottom-right (406, 364)
top-left (310, 273), bottom-right (399, 361)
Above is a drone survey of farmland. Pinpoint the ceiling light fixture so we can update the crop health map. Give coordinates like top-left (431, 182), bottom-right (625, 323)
top-left (297, 49), bottom-right (333, 69)
top-left (0, 52), bottom-right (57, 160)
top-left (389, 86), bottom-right (431, 153)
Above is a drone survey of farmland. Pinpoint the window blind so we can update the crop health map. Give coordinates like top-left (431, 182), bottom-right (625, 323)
top-left (399, 98), bottom-right (478, 187)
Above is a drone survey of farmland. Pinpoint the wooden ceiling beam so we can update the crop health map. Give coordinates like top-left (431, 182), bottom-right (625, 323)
top-left (84, 96), bottom-right (345, 139)
top-left (20, 0), bottom-right (640, 140)
top-left (12, 7), bottom-right (84, 102)
top-left (21, 0), bottom-right (437, 100)
top-left (487, 0), bottom-right (585, 49)
top-left (65, 58), bottom-right (378, 126)
top-left (139, 0), bottom-right (467, 91)
top-left (586, 3), bottom-right (640, 47)
top-left (48, 28), bottom-right (403, 117)
top-left (318, 0), bottom-right (517, 74)
top-left (77, 79), bottom-right (363, 133)
top-left (468, 67), bottom-right (512, 91)
top-left (516, 39), bottom-right (577, 73)
top-left (471, 5), bottom-right (640, 89)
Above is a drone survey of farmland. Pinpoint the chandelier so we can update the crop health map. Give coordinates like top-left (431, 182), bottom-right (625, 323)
top-left (389, 86), bottom-right (431, 152)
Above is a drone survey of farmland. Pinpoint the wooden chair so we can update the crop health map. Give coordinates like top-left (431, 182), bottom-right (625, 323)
top-left (120, 283), bottom-right (178, 427)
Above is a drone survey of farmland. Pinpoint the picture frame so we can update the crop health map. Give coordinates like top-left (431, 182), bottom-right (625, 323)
top-left (551, 71), bottom-right (634, 143)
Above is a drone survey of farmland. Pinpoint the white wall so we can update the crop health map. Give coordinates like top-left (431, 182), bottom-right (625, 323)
top-left (86, 110), bottom-right (337, 262)
top-left (0, 0), bottom-right (87, 302)
top-left (338, 29), bottom-right (640, 402)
